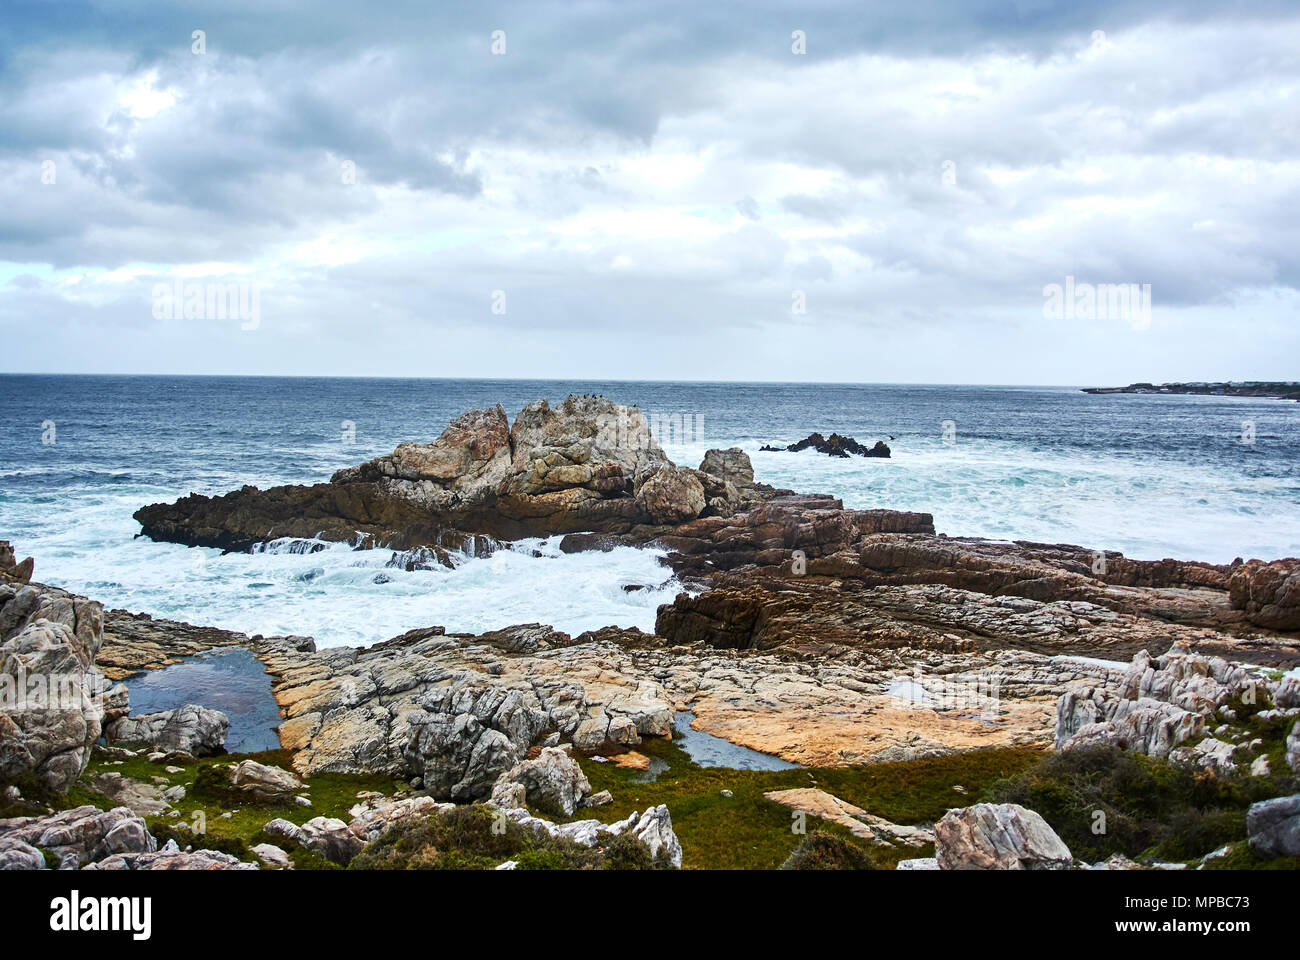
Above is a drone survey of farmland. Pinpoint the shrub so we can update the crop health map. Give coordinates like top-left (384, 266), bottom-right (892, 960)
top-left (779, 831), bottom-right (877, 870)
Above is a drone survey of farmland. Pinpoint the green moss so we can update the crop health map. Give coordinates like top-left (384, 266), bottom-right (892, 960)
top-left (1201, 841), bottom-right (1300, 871)
top-left (570, 737), bottom-right (1039, 870)
top-left (349, 805), bottom-right (672, 870)
top-left (75, 746), bottom-right (404, 870)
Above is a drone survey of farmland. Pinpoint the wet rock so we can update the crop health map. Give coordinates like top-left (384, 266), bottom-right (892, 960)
top-left (770, 433), bottom-right (891, 458)
top-left (135, 396), bottom-right (680, 550)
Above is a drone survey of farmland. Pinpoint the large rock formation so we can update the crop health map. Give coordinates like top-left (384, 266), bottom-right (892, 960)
top-left (0, 805), bottom-right (155, 868)
top-left (1054, 644), bottom-right (1275, 770)
top-left (135, 396), bottom-right (703, 551)
top-left (1, 577), bottom-right (127, 795)
top-left (1229, 559), bottom-right (1300, 631)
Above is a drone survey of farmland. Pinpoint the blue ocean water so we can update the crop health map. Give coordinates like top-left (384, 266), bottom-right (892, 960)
top-left (1, 376), bottom-right (1297, 647)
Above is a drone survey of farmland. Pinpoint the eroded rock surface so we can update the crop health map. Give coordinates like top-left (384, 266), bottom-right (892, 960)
top-left (1, 577), bottom-right (128, 794)
top-left (934, 802), bottom-right (1074, 870)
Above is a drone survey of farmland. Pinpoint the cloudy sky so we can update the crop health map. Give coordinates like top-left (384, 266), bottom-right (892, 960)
top-left (1, 0), bottom-right (1296, 383)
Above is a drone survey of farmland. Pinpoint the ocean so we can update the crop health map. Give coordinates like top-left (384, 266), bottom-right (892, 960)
top-left (1, 375), bottom-right (1297, 648)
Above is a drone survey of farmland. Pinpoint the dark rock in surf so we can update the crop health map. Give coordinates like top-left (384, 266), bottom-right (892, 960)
top-left (765, 433), bottom-right (891, 458)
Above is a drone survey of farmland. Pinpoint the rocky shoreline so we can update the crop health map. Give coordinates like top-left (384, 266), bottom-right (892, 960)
top-left (1083, 381), bottom-right (1300, 400)
top-left (4, 394), bottom-right (1300, 870)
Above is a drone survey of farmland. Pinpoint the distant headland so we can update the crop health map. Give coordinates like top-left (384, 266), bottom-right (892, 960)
top-left (1083, 381), bottom-right (1300, 400)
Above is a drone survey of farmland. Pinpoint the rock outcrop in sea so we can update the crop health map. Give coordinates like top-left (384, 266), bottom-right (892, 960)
top-left (4, 394), bottom-right (1300, 870)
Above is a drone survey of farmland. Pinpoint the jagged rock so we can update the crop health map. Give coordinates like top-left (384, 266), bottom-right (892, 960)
top-left (1055, 646), bottom-right (1258, 766)
top-left (135, 396), bottom-right (681, 550)
top-left (263, 816), bottom-right (363, 865)
top-left (1091, 853), bottom-right (1145, 870)
top-left (698, 448), bottom-right (758, 510)
top-left (85, 847), bottom-right (257, 870)
top-left (506, 803), bottom-right (683, 868)
top-left (0, 805), bottom-right (155, 867)
top-left (0, 542), bottom-right (34, 583)
top-left (934, 803), bottom-right (1074, 870)
top-left (583, 790), bottom-right (613, 808)
top-left (0, 836), bottom-right (46, 869)
top-left (1, 578), bottom-right (125, 794)
top-left (771, 432), bottom-right (890, 458)
top-left (386, 546), bottom-right (455, 571)
top-left (637, 465), bottom-right (706, 524)
top-left (1246, 795), bottom-right (1300, 859)
top-left (226, 759), bottom-right (303, 802)
top-left (490, 746), bottom-right (592, 817)
top-left (1228, 559), bottom-right (1300, 630)
top-left (347, 795), bottom-right (452, 843)
top-left (896, 857), bottom-right (940, 870)
top-left (1169, 737), bottom-right (1238, 773)
top-left (106, 703), bottom-right (229, 756)
top-left (1288, 719), bottom-right (1300, 773)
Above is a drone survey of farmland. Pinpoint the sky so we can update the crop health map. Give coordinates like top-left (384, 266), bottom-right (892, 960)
top-left (0, 0), bottom-right (1297, 384)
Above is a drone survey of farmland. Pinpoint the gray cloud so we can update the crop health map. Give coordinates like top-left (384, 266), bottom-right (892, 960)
top-left (1, 1), bottom-right (1297, 381)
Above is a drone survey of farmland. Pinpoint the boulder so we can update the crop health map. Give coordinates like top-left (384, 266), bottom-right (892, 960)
top-left (263, 816), bottom-right (364, 866)
top-left (1, 604), bottom-right (122, 794)
top-left (251, 843), bottom-right (293, 869)
top-left (1288, 719), bottom-right (1300, 773)
top-left (934, 803), bottom-right (1074, 870)
top-left (490, 746), bottom-right (592, 817)
top-left (636, 465), bottom-right (706, 524)
top-left (105, 703), bottom-right (229, 756)
top-left (227, 759), bottom-right (303, 802)
top-left (1246, 794), bottom-right (1300, 859)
